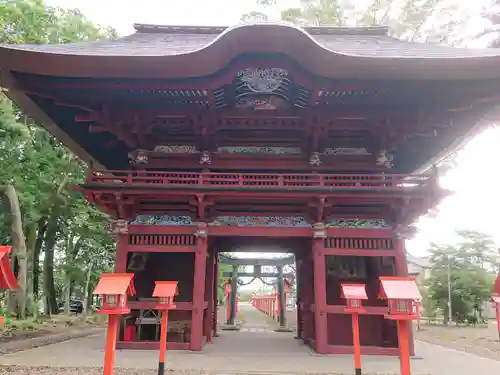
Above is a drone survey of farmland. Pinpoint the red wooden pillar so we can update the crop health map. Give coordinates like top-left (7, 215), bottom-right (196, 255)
top-left (295, 258), bottom-right (302, 339)
top-left (212, 256), bottom-right (219, 337)
top-left (394, 238), bottom-right (415, 356)
top-left (204, 250), bottom-right (215, 343)
top-left (302, 253), bottom-right (313, 345)
top-left (312, 235), bottom-right (328, 354)
top-left (114, 233), bottom-right (128, 273)
top-left (190, 232), bottom-right (207, 351)
top-left (114, 233), bottom-right (128, 343)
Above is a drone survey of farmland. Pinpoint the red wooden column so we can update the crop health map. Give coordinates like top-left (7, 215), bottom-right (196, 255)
top-left (113, 223), bottom-right (129, 273)
top-left (204, 249), bottom-right (215, 343)
top-left (394, 237), bottom-right (415, 356)
top-left (301, 252), bottom-right (314, 345)
top-left (212, 255), bottom-right (219, 337)
top-left (112, 226), bottom-right (129, 343)
top-left (190, 227), bottom-right (208, 351)
top-left (312, 225), bottom-right (328, 354)
top-left (295, 258), bottom-right (303, 340)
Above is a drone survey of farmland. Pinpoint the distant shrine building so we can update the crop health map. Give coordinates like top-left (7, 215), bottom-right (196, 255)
top-left (1, 23), bottom-right (500, 355)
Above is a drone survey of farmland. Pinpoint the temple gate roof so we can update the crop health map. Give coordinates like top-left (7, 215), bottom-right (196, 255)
top-left (2, 23), bottom-right (500, 79)
top-left (1, 22), bottom-right (500, 172)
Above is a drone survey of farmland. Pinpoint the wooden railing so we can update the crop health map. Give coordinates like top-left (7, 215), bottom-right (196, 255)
top-left (85, 170), bottom-right (432, 190)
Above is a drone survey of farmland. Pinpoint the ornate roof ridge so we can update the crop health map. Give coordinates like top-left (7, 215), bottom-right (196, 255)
top-left (133, 23), bottom-right (389, 36)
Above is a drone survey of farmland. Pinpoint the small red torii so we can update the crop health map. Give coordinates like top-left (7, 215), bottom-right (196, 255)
top-left (0, 246), bottom-right (19, 326)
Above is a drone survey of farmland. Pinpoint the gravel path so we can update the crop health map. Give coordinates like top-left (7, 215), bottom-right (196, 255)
top-left (0, 367), bottom-right (415, 375)
top-left (1, 304), bottom-right (499, 375)
top-left (414, 321), bottom-right (500, 360)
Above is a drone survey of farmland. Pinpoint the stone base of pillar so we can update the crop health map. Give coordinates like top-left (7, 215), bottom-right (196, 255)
top-left (221, 324), bottom-right (240, 331)
top-left (274, 327), bottom-right (294, 332)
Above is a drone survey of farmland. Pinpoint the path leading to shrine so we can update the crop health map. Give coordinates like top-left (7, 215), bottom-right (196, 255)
top-left (0, 303), bottom-right (499, 374)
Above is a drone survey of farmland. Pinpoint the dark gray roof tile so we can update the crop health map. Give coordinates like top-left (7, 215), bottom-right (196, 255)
top-left (3, 23), bottom-right (500, 59)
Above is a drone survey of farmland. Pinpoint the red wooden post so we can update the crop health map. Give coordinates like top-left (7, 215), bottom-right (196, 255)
top-left (204, 251), bottom-right (214, 343)
top-left (341, 283), bottom-right (368, 375)
top-left (114, 233), bottom-right (128, 273)
top-left (223, 280), bottom-right (232, 322)
top-left (93, 273), bottom-right (135, 375)
top-left (394, 238), bottom-right (416, 356)
top-left (492, 273), bottom-right (500, 340)
top-left (153, 280), bottom-right (178, 375)
top-left (312, 228), bottom-right (328, 354)
top-left (104, 315), bottom-right (120, 375)
top-left (492, 296), bottom-right (500, 340)
top-left (212, 256), bottom-right (219, 338)
top-left (379, 277), bottom-right (422, 375)
top-left (191, 230), bottom-right (207, 351)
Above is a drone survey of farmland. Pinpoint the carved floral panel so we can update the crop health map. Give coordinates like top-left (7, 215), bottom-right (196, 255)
top-left (130, 215), bottom-right (311, 227)
top-left (323, 148), bottom-right (371, 155)
top-left (209, 216), bottom-right (311, 227)
top-left (216, 146), bottom-right (300, 155)
top-left (326, 218), bottom-right (390, 228)
top-left (153, 145), bottom-right (198, 153)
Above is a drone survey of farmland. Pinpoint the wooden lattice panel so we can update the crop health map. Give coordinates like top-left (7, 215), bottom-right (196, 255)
top-left (129, 234), bottom-right (196, 246)
top-left (324, 237), bottom-right (394, 250)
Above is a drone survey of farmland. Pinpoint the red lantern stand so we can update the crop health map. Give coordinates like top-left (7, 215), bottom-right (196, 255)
top-left (0, 246), bottom-right (19, 326)
top-left (93, 273), bottom-right (136, 375)
top-left (153, 281), bottom-right (178, 375)
top-left (379, 277), bottom-right (421, 375)
top-left (340, 283), bottom-right (368, 375)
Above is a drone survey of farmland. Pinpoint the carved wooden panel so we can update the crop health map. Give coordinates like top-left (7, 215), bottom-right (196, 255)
top-left (129, 234), bottom-right (196, 246)
top-left (324, 237), bottom-right (394, 250)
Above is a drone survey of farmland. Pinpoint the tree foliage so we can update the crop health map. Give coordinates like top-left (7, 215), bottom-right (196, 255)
top-left (0, 0), bottom-right (116, 318)
top-left (242, 0), bottom-right (483, 45)
top-left (423, 231), bottom-right (498, 322)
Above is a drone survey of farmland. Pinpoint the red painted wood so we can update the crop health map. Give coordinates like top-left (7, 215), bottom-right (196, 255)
top-left (190, 237), bottom-right (207, 351)
top-left (322, 249), bottom-right (395, 256)
top-left (114, 234), bottom-right (128, 273)
top-left (126, 246), bottom-right (196, 253)
top-left (145, 155), bottom-right (385, 172)
top-left (87, 169), bottom-right (430, 190)
top-left (325, 305), bottom-right (388, 315)
top-left (394, 239), bottom-right (416, 356)
top-left (312, 238), bottom-right (328, 354)
top-left (204, 250), bottom-right (215, 343)
top-left (126, 225), bottom-right (393, 240)
top-left (212, 256), bottom-right (219, 337)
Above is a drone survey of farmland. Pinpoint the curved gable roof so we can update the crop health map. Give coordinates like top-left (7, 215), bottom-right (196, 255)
top-left (1, 23), bottom-right (500, 80)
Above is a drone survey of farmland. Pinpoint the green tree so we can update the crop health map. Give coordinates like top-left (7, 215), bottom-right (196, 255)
top-left (242, 0), bottom-right (477, 45)
top-left (424, 233), bottom-right (495, 323)
top-left (0, 0), bottom-right (117, 317)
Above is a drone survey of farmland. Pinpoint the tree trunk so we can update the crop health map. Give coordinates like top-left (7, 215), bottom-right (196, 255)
top-left (1, 185), bottom-right (28, 319)
top-left (25, 223), bottom-right (37, 315)
top-left (82, 260), bottom-right (94, 318)
top-left (64, 237), bottom-right (82, 315)
top-left (33, 218), bottom-right (46, 298)
top-left (43, 209), bottom-right (59, 315)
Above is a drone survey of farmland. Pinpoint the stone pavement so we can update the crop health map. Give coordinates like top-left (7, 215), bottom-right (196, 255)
top-left (0, 303), bottom-right (499, 374)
